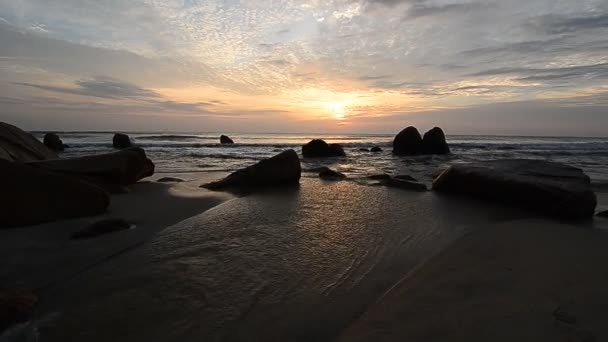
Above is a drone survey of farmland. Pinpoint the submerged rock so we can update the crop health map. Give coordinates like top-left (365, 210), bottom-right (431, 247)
top-left (359, 148), bottom-right (370, 152)
top-left (220, 135), bottom-right (234, 144)
top-left (157, 177), bottom-right (185, 183)
top-left (433, 159), bottom-right (597, 220)
top-left (385, 178), bottom-right (428, 192)
top-left (0, 159), bottom-right (110, 227)
top-left (394, 174), bottom-right (417, 182)
top-left (368, 174), bottom-right (392, 181)
top-left (597, 210), bottom-right (608, 218)
top-left (371, 146), bottom-right (382, 152)
top-left (421, 127), bottom-right (450, 155)
top-left (319, 167), bottom-right (346, 181)
top-left (393, 126), bottom-right (450, 155)
top-left (302, 139), bottom-right (346, 158)
top-left (0, 122), bottom-right (57, 162)
top-left (71, 218), bottom-right (132, 240)
top-left (43, 133), bottom-right (65, 152)
top-left (0, 289), bottom-right (38, 333)
top-left (113, 133), bottom-right (132, 149)
top-left (202, 149), bottom-right (301, 190)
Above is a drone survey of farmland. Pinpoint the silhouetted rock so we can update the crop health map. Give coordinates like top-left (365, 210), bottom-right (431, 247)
top-left (220, 135), bottom-right (234, 144)
top-left (371, 146), bottom-right (382, 152)
top-left (302, 139), bottom-right (346, 157)
top-left (27, 147), bottom-right (154, 189)
top-left (421, 127), bottom-right (450, 154)
top-left (43, 133), bottom-right (65, 152)
top-left (0, 122), bottom-right (57, 162)
top-left (0, 159), bottom-right (110, 227)
top-left (393, 126), bottom-right (422, 155)
top-left (385, 178), bottom-right (428, 192)
top-left (71, 218), bottom-right (132, 240)
top-left (157, 177), bottom-right (184, 183)
top-left (433, 159), bottom-right (597, 220)
top-left (360, 148), bottom-right (370, 152)
top-left (0, 289), bottom-right (37, 333)
top-left (394, 174), bottom-right (417, 182)
top-left (368, 174), bottom-right (391, 181)
top-left (597, 210), bottom-right (608, 218)
top-left (319, 167), bottom-right (346, 181)
top-left (113, 133), bottom-right (132, 149)
top-left (202, 149), bottom-right (301, 190)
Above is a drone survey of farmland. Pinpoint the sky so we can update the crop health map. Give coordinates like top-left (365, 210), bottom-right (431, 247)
top-left (0, 0), bottom-right (607, 135)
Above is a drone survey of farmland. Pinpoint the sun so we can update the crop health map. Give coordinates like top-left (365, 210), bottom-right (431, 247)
top-left (325, 101), bottom-right (348, 119)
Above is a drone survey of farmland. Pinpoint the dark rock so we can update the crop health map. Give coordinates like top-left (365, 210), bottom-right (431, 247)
top-left (0, 289), bottom-right (37, 333)
top-left (113, 133), bottom-right (132, 149)
top-left (157, 177), bottom-right (184, 183)
top-left (302, 139), bottom-right (346, 158)
top-left (433, 159), bottom-right (597, 220)
top-left (202, 149), bottom-right (301, 190)
top-left (597, 210), bottom-right (608, 218)
top-left (359, 148), bottom-right (370, 152)
top-left (220, 135), bottom-right (234, 144)
top-left (371, 146), bottom-right (382, 152)
top-left (421, 127), bottom-right (450, 154)
top-left (393, 126), bottom-right (422, 155)
top-left (394, 174), bottom-right (417, 182)
top-left (43, 133), bottom-right (65, 152)
top-left (71, 218), bottom-right (132, 240)
top-left (27, 147), bottom-right (154, 188)
top-left (553, 308), bottom-right (577, 324)
top-left (0, 122), bottom-right (57, 162)
top-left (368, 174), bottom-right (392, 181)
top-left (385, 178), bottom-right (428, 192)
top-left (0, 159), bottom-right (110, 227)
top-left (319, 167), bottom-right (346, 181)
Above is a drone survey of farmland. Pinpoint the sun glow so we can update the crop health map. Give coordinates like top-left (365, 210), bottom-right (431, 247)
top-left (325, 101), bottom-right (348, 119)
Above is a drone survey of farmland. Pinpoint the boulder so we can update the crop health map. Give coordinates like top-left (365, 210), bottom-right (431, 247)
top-left (393, 126), bottom-right (422, 155)
top-left (371, 146), bottom-right (382, 152)
top-left (27, 147), bottom-right (155, 188)
top-left (385, 178), bottom-right (428, 192)
top-left (0, 159), bottom-right (110, 227)
top-left (0, 122), bottom-right (57, 162)
top-left (359, 148), bottom-right (370, 152)
top-left (421, 127), bottom-right (450, 154)
top-left (202, 149), bottom-right (301, 190)
top-left (113, 133), bottom-right (132, 149)
top-left (220, 135), bottom-right (234, 144)
top-left (432, 159), bottom-right (597, 220)
top-left (0, 289), bottom-right (37, 333)
top-left (319, 167), bottom-right (346, 181)
top-left (71, 218), bottom-right (132, 240)
top-left (394, 174), bottom-right (417, 182)
top-left (43, 133), bottom-right (65, 152)
top-left (157, 177), bottom-right (184, 183)
top-left (302, 139), bottom-right (346, 158)
top-left (368, 174), bottom-right (391, 181)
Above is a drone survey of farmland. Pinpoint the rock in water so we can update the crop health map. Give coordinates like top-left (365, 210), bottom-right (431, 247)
top-left (319, 167), bottom-right (346, 181)
top-left (202, 149), bottom-right (301, 190)
top-left (421, 127), bottom-right (450, 154)
top-left (0, 159), bottom-right (110, 227)
top-left (433, 159), bottom-right (597, 220)
top-left (371, 146), bottom-right (382, 152)
top-left (71, 218), bottom-right (132, 240)
top-left (302, 139), bottom-right (346, 157)
top-left (385, 178), bottom-right (428, 191)
top-left (43, 133), bottom-right (65, 152)
top-left (220, 135), bottom-right (234, 144)
top-left (393, 126), bottom-right (422, 155)
top-left (597, 210), bottom-right (608, 218)
top-left (360, 148), bottom-right (370, 152)
top-left (113, 133), bottom-right (132, 149)
top-left (0, 289), bottom-right (38, 333)
top-left (0, 122), bottom-right (57, 162)
top-left (157, 177), bottom-right (184, 183)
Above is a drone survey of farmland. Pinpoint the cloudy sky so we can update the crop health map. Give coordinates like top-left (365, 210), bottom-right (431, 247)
top-left (0, 0), bottom-right (607, 135)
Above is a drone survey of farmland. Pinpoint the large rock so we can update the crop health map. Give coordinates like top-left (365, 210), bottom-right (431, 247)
top-left (0, 122), bottom-right (57, 162)
top-left (421, 127), bottom-right (450, 154)
top-left (113, 133), bottom-right (132, 149)
top-left (393, 126), bottom-right (422, 155)
top-left (220, 135), bottom-right (234, 144)
top-left (432, 159), bottom-right (597, 220)
top-left (27, 147), bottom-right (155, 187)
top-left (202, 149), bottom-right (301, 190)
top-left (0, 159), bottom-right (110, 227)
top-left (302, 139), bottom-right (346, 158)
top-left (43, 133), bottom-right (65, 152)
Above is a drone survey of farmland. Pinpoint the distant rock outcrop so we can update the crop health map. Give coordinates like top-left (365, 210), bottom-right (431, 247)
top-left (393, 126), bottom-right (450, 155)
top-left (433, 159), bottom-right (597, 220)
top-left (318, 167), bottom-right (346, 181)
top-left (113, 133), bottom-right (132, 149)
top-left (43, 133), bottom-right (65, 152)
top-left (302, 139), bottom-right (346, 158)
top-left (0, 122), bottom-right (57, 162)
top-left (202, 149), bottom-right (301, 190)
top-left (220, 135), bottom-right (234, 144)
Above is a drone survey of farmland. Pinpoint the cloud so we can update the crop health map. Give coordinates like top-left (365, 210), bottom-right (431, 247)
top-left (467, 63), bottom-right (608, 84)
top-left (15, 77), bottom-right (160, 100)
top-left (532, 13), bottom-right (608, 34)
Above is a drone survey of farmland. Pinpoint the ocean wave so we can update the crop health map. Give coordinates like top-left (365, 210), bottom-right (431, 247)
top-left (137, 135), bottom-right (211, 141)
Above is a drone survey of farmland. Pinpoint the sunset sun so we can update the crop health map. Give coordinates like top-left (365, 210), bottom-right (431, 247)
top-left (325, 101), bottom-right (348, 119)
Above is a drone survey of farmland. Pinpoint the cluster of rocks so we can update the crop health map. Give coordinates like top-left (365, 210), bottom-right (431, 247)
top-left (393, 126), bottom-right (450, 155)
top-left (0, 123), bottom-right (154, 228)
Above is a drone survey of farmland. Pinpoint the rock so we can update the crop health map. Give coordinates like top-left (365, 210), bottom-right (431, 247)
top-left (27, 147), bottom-right (154, 188)
top-left (43, 133), bottom-right (65, 152)
top-left (359, 148), bottom-right (370, 152)
top-left (553, 308), bottom-right (577, 324)
top-left (368, 174), bottom-right (392, 181)
top-left (113, 133), bottom-right (132, 149)
top-left (597, 210), bottom-right (608, 218)
top-left (0, 159), bottom-right (110, 227)
top-left (394, 174), bottom-right (417, 182)
top-left (0, 289), bottom-right (37, 333)
top-left (319, 167), bottom-right (346, 181)
top-left (433, 159), bottom-right (597, 220)
top-left (0, 122), bottom-right (57, 162)
top-left (393, 126), bottom-right (422, 155)
top-left (157, 177), bottom-right (184, 183)
top-left (421, 127), bottom-right (450, 154)
top-left (302, 139), bottom-right (346, 158)
top-left (371, 146), bottom-right (382, 152)
top-left (202, 149), bottom-right (301, 190)
top-left (71, 218), bottom-right (132, 240)
top-left (220, 135), bottom-right (234, 144)
top-left (385, 178), bottom-right (428, 192)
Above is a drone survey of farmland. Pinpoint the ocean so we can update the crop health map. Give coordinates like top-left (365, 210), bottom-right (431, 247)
top-left (33, 132), bottom-right (608, 184)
